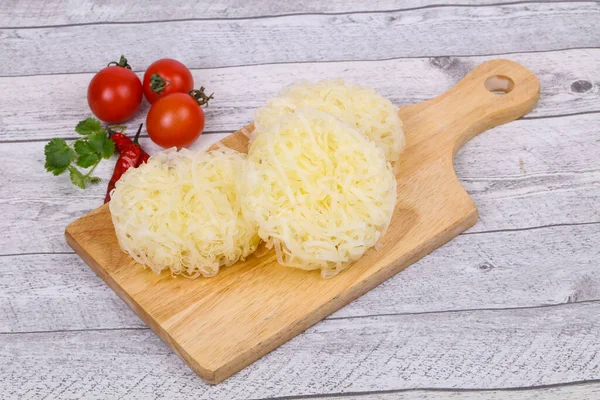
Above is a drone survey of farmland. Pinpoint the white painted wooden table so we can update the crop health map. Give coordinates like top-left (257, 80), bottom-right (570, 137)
top-left (1, 1), bottom-right (599, 399)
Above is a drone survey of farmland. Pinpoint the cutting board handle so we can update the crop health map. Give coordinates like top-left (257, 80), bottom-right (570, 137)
top-left (451, 59), bottom-right (541, 152)
top-left (450, 59), bottom-right (540, 151)
top-left (400, 59), bottom-right (540, 156)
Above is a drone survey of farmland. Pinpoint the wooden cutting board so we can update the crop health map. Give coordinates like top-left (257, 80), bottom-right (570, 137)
top-left (66, 59), bottom-right (540, 384)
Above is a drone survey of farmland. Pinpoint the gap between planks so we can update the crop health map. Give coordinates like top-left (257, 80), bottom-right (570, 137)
top-left (248, 379), bottom-right (600, 400)
top-left (3, 298), bottom-right (600, 336)
top-left (4, 109), bottom-right (600, 145)
top-left (0, 0), bottom-right (585, 30)
top-left (1, 220), bottom-right (598, 258)
top-left (0, 131), bottom-right (231, 145)
top-left (0, 46), bottom-right (597, 79)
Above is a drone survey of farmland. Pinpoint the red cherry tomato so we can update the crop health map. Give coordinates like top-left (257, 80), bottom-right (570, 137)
top-left (143, 59), bottom-right (194, 104)
top-left (146, 93), bottom-right (205, 148)
top-left (87, 56), bottom-right (142, 123)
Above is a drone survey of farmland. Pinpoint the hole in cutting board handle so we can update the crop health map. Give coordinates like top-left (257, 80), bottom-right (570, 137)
top-left (484, 75), bottom-right (515, 94)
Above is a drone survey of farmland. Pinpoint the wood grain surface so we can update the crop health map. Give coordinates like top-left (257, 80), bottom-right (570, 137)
top-left (0, 0), bottom-right (568, 27)
top-left (3, 302), bottom-right (600, 399)
top-left (1, 49), bottom-right (598, 142)
top-left (5, 223), bottom-right (599, 334)
top-left (1, 0), bottom-right (599, 398)
top-left (2, 3), bottom-right (599, 76)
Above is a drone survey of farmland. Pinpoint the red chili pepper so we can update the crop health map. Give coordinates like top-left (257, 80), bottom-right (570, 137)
top-left (138, 151), bottom-right (150, 165)
top-left (104, 124), bottom-right (146, 203)
top-left (109, 125), bottom-right (150, 166)
top-left (111, 132), bottom-right (133, 154)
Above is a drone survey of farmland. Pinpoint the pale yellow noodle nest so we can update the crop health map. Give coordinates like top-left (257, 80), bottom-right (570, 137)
top-left (109, 148), bottom-right (260, 278)
top-left (254, 79), bottom-right (405, 162)
top-left (241, 109), bottom-right (397, 278)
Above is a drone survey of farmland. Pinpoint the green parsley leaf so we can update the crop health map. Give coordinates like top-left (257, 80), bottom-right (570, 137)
top-left (89, 177), bottom-right (102, 184)
top-left (74, 139), bottom-right (94, 156)
top-left (75, 118), bottom-right (102, 135)
top-left (102, 136), bottom-right (116, 159)
top-left (76, 152), bottom-right (100, 168)
top-left (88, 131), bottom-right (115, 159)
top-left (44, 138), bottom-right (75, 176)
top-left (68, 166), bottom-right (86, 189)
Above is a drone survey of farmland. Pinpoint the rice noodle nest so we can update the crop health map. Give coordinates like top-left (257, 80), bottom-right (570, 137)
top-left (254, 79), bottom-right (405, 162)
top-left (241, 109), bottom-right (397, 278)
top-left (109, 147), bottom-right (260, 278)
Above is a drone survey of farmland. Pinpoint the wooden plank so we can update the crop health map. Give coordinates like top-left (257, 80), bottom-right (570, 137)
top-left (1, 49), bottom-right (598, 142)
top-left (0, 3), bottom-right (598, 76)
top-left (457, 114), bottom-right (600, 234)
top-left (0, 0), bottom-right (568, 27)
top-left (1, 112), bottom-right (598, 255)
top-left (2, 223), bottom-right (599, 333)
top-left (2, 302), bottom-right (600, 398)
top-left (0, 254), bottom-right (143, 333)
top-left (309, 383), bottom-right (600, 399)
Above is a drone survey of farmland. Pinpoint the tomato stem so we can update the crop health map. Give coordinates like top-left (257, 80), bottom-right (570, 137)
top-left (189, 87), bottom-right (214, 107)
top-left (107, 55), bottom-right (132, 70)
top-left (107, 125), bottom-right (127, 138)
top-left (149, 74), bottom-right (170, 94)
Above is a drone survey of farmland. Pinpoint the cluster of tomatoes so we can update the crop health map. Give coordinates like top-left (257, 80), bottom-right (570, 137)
top-left (87, 56), bottom-right (212, 148)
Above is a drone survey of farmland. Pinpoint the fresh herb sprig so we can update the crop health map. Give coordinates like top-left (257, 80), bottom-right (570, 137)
top-left (44, 118), bottom-right (115, 189)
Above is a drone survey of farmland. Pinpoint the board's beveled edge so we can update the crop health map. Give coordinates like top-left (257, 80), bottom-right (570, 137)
top-left (65, 219), bottom-right (220, 384)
